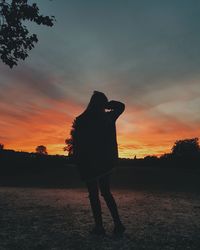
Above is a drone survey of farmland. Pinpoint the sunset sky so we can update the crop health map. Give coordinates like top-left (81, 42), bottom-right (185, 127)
top-left (0, 0), bottom-right (200, 158)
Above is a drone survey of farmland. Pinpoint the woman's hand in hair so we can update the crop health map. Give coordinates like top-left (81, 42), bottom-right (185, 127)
top-left (106, 100), bottom-right (125, 110)
top-left (105, 100), bottom-right (125, 120)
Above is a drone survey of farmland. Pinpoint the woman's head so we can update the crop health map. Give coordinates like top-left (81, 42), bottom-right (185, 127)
top-left (86, 91), bottom-right (108, 113)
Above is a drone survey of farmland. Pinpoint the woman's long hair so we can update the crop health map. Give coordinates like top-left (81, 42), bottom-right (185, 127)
top-left (83, 91), bottom-right (108, 115)
top-left (67, 91), bottom-right (108, 158)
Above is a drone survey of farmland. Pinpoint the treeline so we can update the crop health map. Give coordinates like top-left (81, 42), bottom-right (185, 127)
top-left (119, 138), bottom-right (200, 168)
top-left (0, 149), bottom-right (80, 188)
top-left (0, 137), bottom-right (200, 171)
top-left (0, 149), bottom-right (71, 174)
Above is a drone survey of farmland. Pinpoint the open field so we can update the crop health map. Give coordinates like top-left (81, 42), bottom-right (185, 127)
top-left (1, 186), bottom-right (200, 250)
top-left (0, 165), bottom-right (200, 249)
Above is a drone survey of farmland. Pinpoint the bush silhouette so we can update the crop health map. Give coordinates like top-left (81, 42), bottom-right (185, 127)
top-left (0, 0), bottom-right (55, 68)
top-left (171, 138), bottom-right (200, 159)
top-left (64, 120), bottom-right (76, 156)
top-left (35, 145), bottom-right (48, 155)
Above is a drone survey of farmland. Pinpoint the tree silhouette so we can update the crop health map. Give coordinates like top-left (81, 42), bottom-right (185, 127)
top-left (64, 120), bottom-right (76, 156)
top-left (0, 143), bottom-right (4, 150)
top-left (35, 145), bottom-right (48, 155)
top-left (160, 153), bottom-right (172, 160)
top-left (171, 137), bottom-right (200, 159)
top-left (64, 138), bottom-right (73, 156)
top-left (144, 155), bottom-right (158, 160)
top-left (0, 0), bottom-right (55, 68)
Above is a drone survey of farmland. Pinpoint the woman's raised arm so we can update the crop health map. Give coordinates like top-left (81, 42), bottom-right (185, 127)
top-left (106, 100), bottom-right (125, 121)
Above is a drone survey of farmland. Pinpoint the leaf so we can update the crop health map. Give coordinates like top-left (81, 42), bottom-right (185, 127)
top-left (0, 0), bottom-right (55, 68)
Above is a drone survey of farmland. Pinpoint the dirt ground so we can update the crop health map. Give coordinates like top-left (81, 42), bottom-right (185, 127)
top-left (0, 187), bottom-right (200, 250)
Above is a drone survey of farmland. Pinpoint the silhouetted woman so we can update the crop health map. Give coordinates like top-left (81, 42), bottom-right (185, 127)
top-left (71, 91), bottom-right (126, 236)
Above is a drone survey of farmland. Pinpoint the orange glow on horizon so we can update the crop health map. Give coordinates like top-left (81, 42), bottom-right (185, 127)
top-left (1, 99), bottom-right (199, 158)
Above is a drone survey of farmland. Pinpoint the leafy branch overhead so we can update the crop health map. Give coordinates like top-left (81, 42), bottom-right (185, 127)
top-left (0, 0), bottom-right (55, 68)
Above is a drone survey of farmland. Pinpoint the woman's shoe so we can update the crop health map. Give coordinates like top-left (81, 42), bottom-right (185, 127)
top-left (113, 223), bottom-right (126, 236)
top-left (89, 226), bottom-right (106, 236)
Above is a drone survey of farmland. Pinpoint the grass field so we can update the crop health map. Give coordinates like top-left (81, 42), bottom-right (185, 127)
top-left (0, 165), bottom-right (200, 249)
top-left (1, 185), bottom-right (200, 250)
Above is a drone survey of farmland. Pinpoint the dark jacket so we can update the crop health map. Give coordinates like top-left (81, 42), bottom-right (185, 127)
top-left (72, 101), bottom-right (125, 182)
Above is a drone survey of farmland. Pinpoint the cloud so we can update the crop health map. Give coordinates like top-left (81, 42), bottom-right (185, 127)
top-left (0, 0), bottom-right (200, 157)
top-left (1, 65), bottom-right (65, 101)
top-left (0, 98), bottom-right (82, 153)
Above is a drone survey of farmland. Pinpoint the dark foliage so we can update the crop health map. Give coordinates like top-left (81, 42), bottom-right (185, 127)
top-left (0, 137), bottom-right (200, 178)
top-left (35, 145), bottom-right (48, 155)
top-left (159, 153), bottom-right (173, 160)
top-left (171, 137), bottom-right (200, 159)
top-left (0, 149), bottom-right (72, 173)
top-left (0, 148), bottom-right (71, 164)
top-left (0, 0), bottom-right (55, 68)
top-left (0, 149), bottom-right (78, 188)
top-left (64, 138), bottom-right (73, 156)
top-left (64, 119), bottom-right (76, 156)
top-left (0, 143), bottom-right (4, 150)
top-left (144, 155), bottom-right (159, 161)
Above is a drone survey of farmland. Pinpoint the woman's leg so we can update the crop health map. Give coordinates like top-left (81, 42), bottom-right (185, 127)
top-left (86, 179), bottom-right (103, 228)
top-left (99, 173), bottom-right (122, 226)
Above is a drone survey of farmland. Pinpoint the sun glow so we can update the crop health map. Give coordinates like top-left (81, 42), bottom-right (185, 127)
top-left (1, 98), bottom-right (199, 159)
